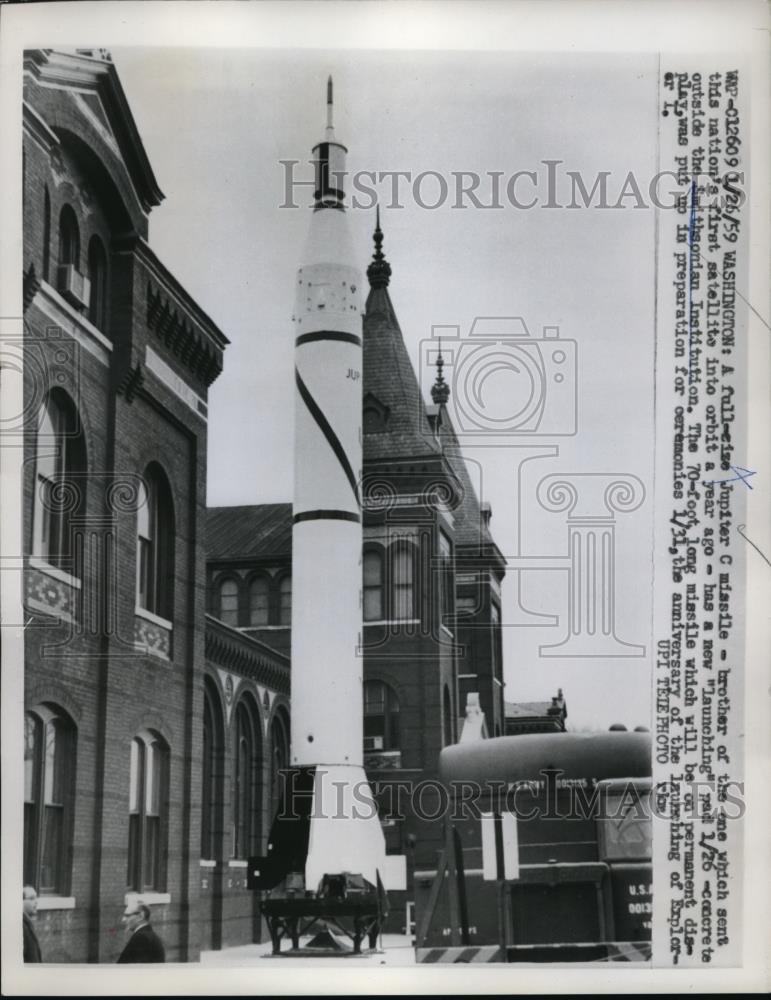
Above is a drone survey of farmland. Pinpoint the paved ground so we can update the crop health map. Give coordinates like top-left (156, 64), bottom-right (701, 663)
top-left (200, 933), bottom-right (416, 967)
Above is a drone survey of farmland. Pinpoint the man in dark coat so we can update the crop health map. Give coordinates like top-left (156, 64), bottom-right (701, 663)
top-left (23, 886), bottom-right (42, 963)
top-left (117, 902), bottom-right (165, 963)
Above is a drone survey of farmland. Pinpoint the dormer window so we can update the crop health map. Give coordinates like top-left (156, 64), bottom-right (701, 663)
top-left (363, 392), bottom-right (390, 433)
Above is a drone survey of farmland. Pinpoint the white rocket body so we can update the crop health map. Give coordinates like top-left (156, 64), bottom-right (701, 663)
top-left (290, 84), bottom-right (402, 891)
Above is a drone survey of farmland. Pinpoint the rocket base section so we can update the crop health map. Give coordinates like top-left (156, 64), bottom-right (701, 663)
top-left (248, 765), bottom-right (406, 894)
top-left (306, 764), bottom-right (387, 889)
top-left (249, 765), bottom-right (405, 956)
top-left (248, 766), bottom-right (315, 892)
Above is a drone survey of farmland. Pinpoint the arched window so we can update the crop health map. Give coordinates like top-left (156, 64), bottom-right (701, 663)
top-left (443, 685), bottom-right (454, 747)
top-left (201, 681), bottom-right (223, 861)
top-left (24, 705), bottom-right (76, 895)
top-left (58, 205), bottom-right (80, 268)
top-left (233, 699), bottom-right (261, 859)
top-left (248, 577), bottom-right (269, 627)
top-left (136, 466), bottom-right (174, 620)
top-left (391, 543), bottom-right (415, 620)
top-left (87, 235), bottom-right (108, 330)
top-left (42, 187), bottom-right (51, 283)
top-left (439, 531), bottom-right (454, 625)
top-left (218, 578), bottom-right (239, 627)
top-left (491, 601), bottom-right (502, 680)
top-left (363, 680), bottom-right (400, 752)
top-left (278, 575), bottom-right (291, 626)
top-left (34, 391), bottom-right (85, 573)
top-left (128, 731), bottom-right (169, 891)
top-left (363, 548), bottom-right (384, 622)
top-left (269, 709), bottom-right (290, 816)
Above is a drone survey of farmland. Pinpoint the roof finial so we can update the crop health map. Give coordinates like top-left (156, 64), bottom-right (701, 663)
top-left (367, 205), bottom-right (392, 289)
top-left (431, 338), bottom-right (450, 405)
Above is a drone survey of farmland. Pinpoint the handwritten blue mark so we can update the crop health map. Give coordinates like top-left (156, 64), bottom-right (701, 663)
top-left (703, 466), bottom-right (756, 489)
top-left (737, 524), bottom-right (771, 569)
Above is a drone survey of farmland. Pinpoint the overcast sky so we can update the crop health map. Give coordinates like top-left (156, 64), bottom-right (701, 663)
top-left (113, 46), bottom-right (659, 729)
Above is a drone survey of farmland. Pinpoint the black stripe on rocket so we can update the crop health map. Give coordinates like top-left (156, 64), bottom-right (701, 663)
top-left (294, 509), bottom-right (360, 525)
top-left (296, 331), bottom-right (361, 348)
top-left (295, 368), bottom-right (360, 516)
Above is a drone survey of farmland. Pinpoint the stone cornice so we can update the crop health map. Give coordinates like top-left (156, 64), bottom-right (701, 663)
top-left (205, 615), bottom-right (290, 694)
top-left (24, 49), bottom-right (164, 212)
top-left (110, 237), bottom-right (228, 389)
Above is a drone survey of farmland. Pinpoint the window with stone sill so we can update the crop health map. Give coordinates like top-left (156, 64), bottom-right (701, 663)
top-left (269, 708), bottom-right (290, 818)
top-left (363, 680), bottom-right (400, 751)
top-left (33, 390), bottom-right (86, 576)
top-left (248, 576), bottom-right (269, 627)
top-left (127, 731), bottom-right (169, 892)
top-left (232, 698), bottom-right (261, 859)
top-left (439, 530), bottom-right (454, 625)
top-left (201, 679), bottom-right (223, 861)
top-left (217, 577), bottom-right (239, 627)
top-left (24, 705), bottom-right (76, 895)
top-left (58, 204), bottom-right (79, 269)
top-left (390, 542), bottom-right (416, 621)
top-left (136, 465), bottom-right (174, 621)
top-left (363, 547), bottom-right (384, 622)
top-left (278, 574), bottom-right (292, 626)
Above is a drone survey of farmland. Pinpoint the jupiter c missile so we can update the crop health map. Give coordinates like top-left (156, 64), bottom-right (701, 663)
top-left (290, 77), bottom-right (391, 891)
top-left (251, 80), bottom-right (403, 904)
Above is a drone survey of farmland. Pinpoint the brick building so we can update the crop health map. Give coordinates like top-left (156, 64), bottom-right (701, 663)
top-left (504, 689), bottom-right (568, 735)
top-left (21, 48), bottom-right (506, 959)
top-left (20, 48), bottom-right (283, 961)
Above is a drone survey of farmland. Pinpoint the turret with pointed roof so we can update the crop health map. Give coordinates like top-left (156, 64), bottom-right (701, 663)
top-left (362, 212), bottom-right (441, 463)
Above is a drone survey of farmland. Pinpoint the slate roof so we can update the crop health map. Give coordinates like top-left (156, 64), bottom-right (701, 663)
top-left (504, 700), bottom-right (553, 719)
top-left (434, 408), bottom-right (496, 550)
top-left (362, 238), bottom-right (441, 462)
top-left (206, 503), bottom-right (291, 561)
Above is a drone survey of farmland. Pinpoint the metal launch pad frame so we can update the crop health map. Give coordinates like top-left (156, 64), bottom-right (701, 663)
top-left (261, 896), bottom-right (382, 956)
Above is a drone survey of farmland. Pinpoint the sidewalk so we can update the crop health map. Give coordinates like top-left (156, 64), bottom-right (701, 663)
top-left (200, 933), bottom-right (416, 967)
